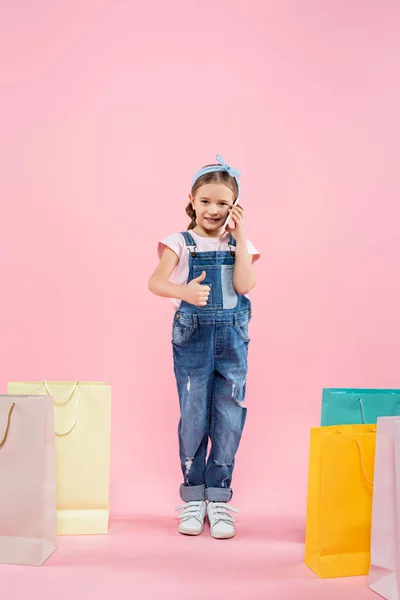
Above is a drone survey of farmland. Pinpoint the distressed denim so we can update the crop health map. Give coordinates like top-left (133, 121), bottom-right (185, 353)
top-left (172, 231), bottom-right (251, 503)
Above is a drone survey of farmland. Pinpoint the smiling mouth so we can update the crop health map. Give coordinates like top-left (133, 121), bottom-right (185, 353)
top-left (205, 217), bottom-right (220, 223)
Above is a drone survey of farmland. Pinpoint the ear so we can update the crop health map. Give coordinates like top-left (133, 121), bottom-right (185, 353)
top-left (188, 193), bottom-right (195, 210)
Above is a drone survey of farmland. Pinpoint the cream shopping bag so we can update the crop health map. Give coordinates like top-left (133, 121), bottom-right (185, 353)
top-left (8, 381), bottom-right (111, 536)
top-left (0, 395), bottom-right (56, 565)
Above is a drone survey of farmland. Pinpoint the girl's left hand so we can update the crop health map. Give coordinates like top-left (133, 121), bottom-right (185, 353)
top-left (226, 205), bottom-right (246, 243)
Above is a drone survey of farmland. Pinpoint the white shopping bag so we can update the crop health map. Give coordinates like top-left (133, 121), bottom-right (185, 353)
top-left (368, 416), bottom-right (400, 598)
top-left (0, 395), bottom-right (56, 565)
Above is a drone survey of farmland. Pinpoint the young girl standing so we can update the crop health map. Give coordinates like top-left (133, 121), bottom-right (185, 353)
top-left (148, 155), bottom-right (260, 539)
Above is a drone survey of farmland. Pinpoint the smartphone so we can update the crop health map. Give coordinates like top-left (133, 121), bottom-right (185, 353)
top-left (223, 198), bottom-right (239, 229)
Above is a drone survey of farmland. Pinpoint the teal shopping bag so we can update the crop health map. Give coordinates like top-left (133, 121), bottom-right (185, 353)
top-left (321, 388), bottom-right (400, 425)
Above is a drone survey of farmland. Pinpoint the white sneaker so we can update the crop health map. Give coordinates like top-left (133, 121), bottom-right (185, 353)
top-left (175, 500), bottom-right (207, 536)
top-left (207, 502), bottom-right (239, 539)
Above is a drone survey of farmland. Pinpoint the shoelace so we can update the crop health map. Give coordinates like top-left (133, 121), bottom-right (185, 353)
top-left (208, 502), bottom-right (239, 526)
top-left (175, 501), bottom-right (205, 525)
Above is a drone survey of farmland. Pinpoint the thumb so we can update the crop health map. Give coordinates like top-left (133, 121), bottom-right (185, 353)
top-left (193, 270), bottom-right (206, 283)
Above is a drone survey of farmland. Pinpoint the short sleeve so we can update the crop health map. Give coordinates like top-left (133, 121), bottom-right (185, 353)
top-left (247, 239), bottom-right (261, 263)
top-left (157, 233), bottom-right (185, 261)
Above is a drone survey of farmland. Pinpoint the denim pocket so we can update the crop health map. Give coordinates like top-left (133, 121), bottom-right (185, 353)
top-left (172, 321), bottom-right (196, 345)
top-left (235, 319), bottom-right (250, 342)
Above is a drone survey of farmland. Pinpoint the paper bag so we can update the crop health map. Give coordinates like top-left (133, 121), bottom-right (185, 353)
top-left (321, 388), bottom-right (400, 426)
top-left (0, 395), bottom-right (56, 565)
top-left (8, 381), bottom-right (111, 535)
top-left (368, 417), bottom-right (400, 598)
top-left (305, 424), bottom-right (376, 578)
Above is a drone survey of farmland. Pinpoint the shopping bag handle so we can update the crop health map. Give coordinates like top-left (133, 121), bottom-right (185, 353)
top-left (359, 399), bottom-right (366, 424)
top-left (38, 380), bottom-right (82, 437)
top-left (354, 438), bottom-right (374, 486)
top-left (40, 379), bottom-right (79, 402)
top-left (0, 403), bottom-right (16, 449)
top-left (359, 398), bottom-right (400, 424)
top-left (53, 390), bottom-right (82, 437)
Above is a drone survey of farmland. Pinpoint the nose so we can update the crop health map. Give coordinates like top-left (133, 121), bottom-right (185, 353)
top-left (208, 206), bottom-right (219, 216)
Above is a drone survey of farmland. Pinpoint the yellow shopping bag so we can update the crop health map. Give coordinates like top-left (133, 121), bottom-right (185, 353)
top-left (304, 424), bottom-right (376, 578)
top-left (7, 381), bottom-right (111, 536)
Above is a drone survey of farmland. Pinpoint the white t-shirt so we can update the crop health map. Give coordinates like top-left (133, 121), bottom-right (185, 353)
top-left (158, 230), bottom-right (261, 309)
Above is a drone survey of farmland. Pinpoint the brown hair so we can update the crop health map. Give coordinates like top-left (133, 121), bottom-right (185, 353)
top-left (186, 166), bottom-right (239, 231)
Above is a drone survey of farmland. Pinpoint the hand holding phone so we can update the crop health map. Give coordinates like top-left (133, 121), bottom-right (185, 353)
top-left (223, 198), bottom-right (239, 229)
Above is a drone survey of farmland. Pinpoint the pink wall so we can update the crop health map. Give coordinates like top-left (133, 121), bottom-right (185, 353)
top-left (1, 0), bottom-right (400, 519)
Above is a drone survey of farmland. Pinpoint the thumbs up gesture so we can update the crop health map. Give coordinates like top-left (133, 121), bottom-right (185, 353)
top-left (182, 271), bottom-right (210, 307)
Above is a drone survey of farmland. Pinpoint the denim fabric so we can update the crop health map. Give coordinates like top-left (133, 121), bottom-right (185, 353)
top-left (172, 232), bottom-right (251, 503)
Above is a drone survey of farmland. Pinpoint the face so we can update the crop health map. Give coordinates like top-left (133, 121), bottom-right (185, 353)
top-left (190, 183), bottom-right (235, 233)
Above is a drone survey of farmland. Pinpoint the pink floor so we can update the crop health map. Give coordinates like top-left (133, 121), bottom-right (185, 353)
top-left (1, 516), bottom-right (377, 600)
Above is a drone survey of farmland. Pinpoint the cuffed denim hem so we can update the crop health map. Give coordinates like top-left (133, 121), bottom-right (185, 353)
top-left (205, 487), bottom-right (233, 502)
top-left (180, 483), bottom-right (206, 502)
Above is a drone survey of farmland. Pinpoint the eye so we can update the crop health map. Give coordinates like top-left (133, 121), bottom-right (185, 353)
top-left (201, 200), bottom-right (209, 204)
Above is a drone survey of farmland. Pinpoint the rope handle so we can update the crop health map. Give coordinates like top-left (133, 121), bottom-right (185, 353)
top-left (39, 380), bottom-right (79, 403)
top-left (0, 403), bottom-right (16, 449)
top-left (354, 437), bottom-right (374, 486)
top-left (38, 380), bottom-right (82, 437)
top-left (334, 427), bottom-right (374, 485)
top-left (358, 397), bottom-right (400, 424)
top-left (359, 399), bottom-right (366, 424)
top-left (53, 390), bottom-right (82, 437)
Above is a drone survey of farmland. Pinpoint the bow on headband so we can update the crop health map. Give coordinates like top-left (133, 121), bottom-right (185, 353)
top-left (215, 154), bottom-right (242, 179)
top-left (191, 154), bottom-right (242, 202)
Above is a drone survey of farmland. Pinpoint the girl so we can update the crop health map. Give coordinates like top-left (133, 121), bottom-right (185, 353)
top-left (148, 155), bottom-right (260, 539)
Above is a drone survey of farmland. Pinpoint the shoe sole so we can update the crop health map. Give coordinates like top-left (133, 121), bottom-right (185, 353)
top-left (207, 515), bottom-right (236, 539)
top-left (178, 525), bottom-right (204, 536)
top-left (210, 530), bottom-right (236, 539)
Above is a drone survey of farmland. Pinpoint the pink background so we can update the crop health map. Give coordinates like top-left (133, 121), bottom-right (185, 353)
top-left (1, 0), bottom-right (400, 522)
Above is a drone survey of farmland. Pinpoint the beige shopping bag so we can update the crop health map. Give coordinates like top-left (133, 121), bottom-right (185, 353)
top-left (8, 381), bottom-right (111, 536)
top-left (0, 395), bottom-right (56, 565)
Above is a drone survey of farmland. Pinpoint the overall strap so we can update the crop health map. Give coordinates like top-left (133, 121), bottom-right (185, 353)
top-left (180, 231), bottom-right (197, 247)
top-left (181, 231), bottom-right (236, 257)
top-left (180, 231), bottom-right (197, 257)
top-left (228, 233), bottom-right (236, 256)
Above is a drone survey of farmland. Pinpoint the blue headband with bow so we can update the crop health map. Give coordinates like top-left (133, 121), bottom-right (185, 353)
top-left (191, 154), bottom-right (242, 201)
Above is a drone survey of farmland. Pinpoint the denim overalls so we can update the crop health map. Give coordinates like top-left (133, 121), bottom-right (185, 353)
top-left (172, 231), bottom-right (252, 503)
